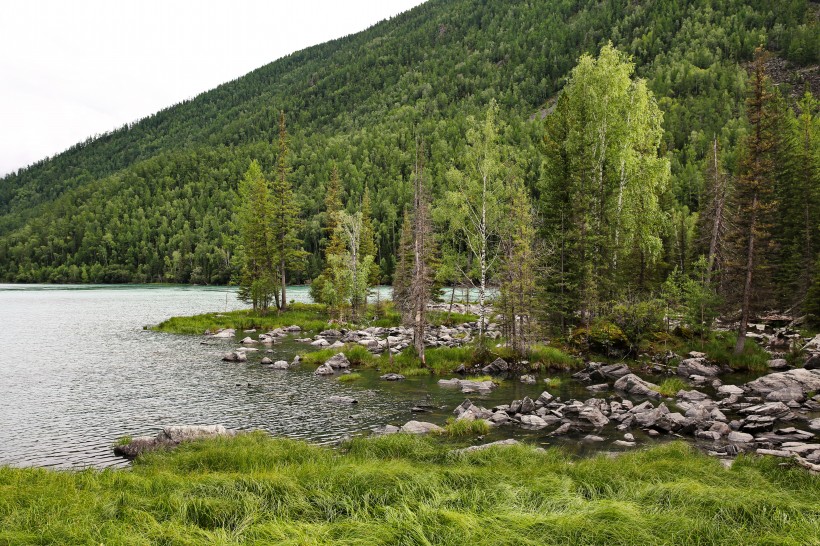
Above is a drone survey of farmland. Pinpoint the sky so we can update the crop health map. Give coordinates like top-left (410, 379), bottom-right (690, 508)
top-left (0, 0), bottom-right (426, 177)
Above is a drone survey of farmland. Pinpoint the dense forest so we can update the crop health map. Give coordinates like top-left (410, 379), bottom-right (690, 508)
top-left (0, 0), bottom-right (818, 329)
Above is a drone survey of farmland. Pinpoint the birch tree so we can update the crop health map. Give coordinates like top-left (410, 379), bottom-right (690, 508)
top-left (441, 100), bottom-right (507, 339)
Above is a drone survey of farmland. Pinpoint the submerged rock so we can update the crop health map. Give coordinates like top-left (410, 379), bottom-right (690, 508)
top-left (380, 373), bottom-right (405, 381)
top-left (328, 395), bottom-right (358, 404)
top-left (222, 351), bottom-right (247, 362)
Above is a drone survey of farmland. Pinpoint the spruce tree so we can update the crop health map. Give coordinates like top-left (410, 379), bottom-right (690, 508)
top-left (236, 160), bottom-right (276, 312)
top-left (270, 111), bottom-right (306, 311)
top-left (732, 48), bottom-right (778, 355)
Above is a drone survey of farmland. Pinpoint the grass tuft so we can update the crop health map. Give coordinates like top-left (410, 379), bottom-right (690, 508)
top-left (440, 418), bottom-right (492, 436)
top-left (337, 373), bottom-right (362, 383)
top-left (655, 377), bottom-right (688, 397)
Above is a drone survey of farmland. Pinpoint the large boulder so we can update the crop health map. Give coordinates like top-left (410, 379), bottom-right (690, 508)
top-left (677, 358), bottom-right (720, 377)
top-left (745, 369), bottom-right (820, 401)
top-left (614, 374), bottom-right (661, 399)
top-left (115, 425), bottom-right (231, 458)
top-left (400, 421), bottom-right (443, 434)
top-left (562, 405), bottom-right (610, 430)
top-left (314, 363), bottom-right (334, 375)
top-left (325, 353), bottom-right (351, 369)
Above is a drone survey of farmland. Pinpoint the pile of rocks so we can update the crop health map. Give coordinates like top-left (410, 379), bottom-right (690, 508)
top-left (298, 322), bottom-right (502, 355)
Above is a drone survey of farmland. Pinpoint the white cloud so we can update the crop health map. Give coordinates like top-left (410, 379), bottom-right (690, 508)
top-left (0, 0), bottom-right (426, 176)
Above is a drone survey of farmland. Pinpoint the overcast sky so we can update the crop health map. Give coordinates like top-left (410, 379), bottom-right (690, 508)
top-left (0, 0), bottom-right (426, 177)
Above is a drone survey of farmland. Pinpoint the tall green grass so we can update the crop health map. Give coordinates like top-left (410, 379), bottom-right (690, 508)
top-left (655, 377), bottom-right (688, 397)
top-left (1, 433), bottom-right (818, 545)
top-left (152, 303), bottom-right (332, 334)
top-left (681, 332), bottom-right (770, 372)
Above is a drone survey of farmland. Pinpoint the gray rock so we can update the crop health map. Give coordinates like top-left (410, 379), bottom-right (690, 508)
top-left (520, 374), bottom-right (537, 384)
top-left (614, 374), bottom-right (661, 399)
top-left (314, 363), bottom-right (334, 375)
top-left (728, 431), bottom-right (754, 443)
top-left (717, 384), bottom-right (745, 396)
top-left (520, 415), bottom-right (549, 428)
top-left (271, 360), bottom-right (290, 369)
top-left (311, 339), bottom-right (329, 347)
top-left (808, 418), bottom-right (820, 431)
top-left (320, 329), bottom-right (343, 338)
top-left (456, 439), bottom-right (520, 453)
top-left (116, 425), bottom-right (232, 458)
top-left (600, 363), bottom-right (630, 379)
top-left (613, 440), bottom-right (636, 447)
top-left (804, 354), bottom-right (820, 370)
top-left (260, 357), bottom-right (272, 365)
top-left (586, 383), bottom-right (609, 393)
top-left (767, 359), bottom-right (789, 370)
top-left (210, 328), bottom-right (236, 338)
top-left (222, 351), bottom-right (247, 362)
top-left (677, 358), bottom-right (720, 377)
top-left (380, 373), bottom-right (405, 381)
top-left (400, 421), bottom-right (443, 434)
top-left (745, 368), bottom-right (820, 399)
top-left (325, 353), bottom-right (351, 369)
top-left (240, 336), bottom-right (257, 344)
top-left (583, 434), bottom-right (605, 442)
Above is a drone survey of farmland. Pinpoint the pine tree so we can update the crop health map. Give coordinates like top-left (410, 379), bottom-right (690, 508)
top-left (732, 48), bottom-right (778, 355)
top-left (235, 160), bottom-right (276, 312)
top-left (699, 136), bottom-right (731, 289)
top-left (270, 111), bottom-right (306, 311)
top-left (359, 184), bottom-right (380, 306)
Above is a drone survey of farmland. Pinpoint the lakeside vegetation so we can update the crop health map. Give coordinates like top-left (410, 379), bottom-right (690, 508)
top-left (2, 433), bottom-right (819, 545)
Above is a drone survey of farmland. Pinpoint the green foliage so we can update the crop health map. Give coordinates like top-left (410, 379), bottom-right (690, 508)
top-left (440, 418), bottom-right (491, 437)
top-left (528, 344), bottom-right (582, 371)
top-left (114, 435), bottom-right (132, 447)
top-left (606, 298), bottom-right (667, 348)
top-left (299, 344), bottom-right (376, 368)
top-left (0, 1), bottom-right (815, 288)
top-left (680, 331), bottom-right (770, 372)
top-left (2, 434), bottom-right (820, 544)
top-left (570, 320), bottom-right (631, 355)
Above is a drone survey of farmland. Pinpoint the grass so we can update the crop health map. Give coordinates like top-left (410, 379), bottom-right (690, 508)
top-left (655, 377), bottom-right (688, 397)
top-left (114, 435), bottom-right (132, 447)
top-left (1, 433), bottom-right (819, 545)
top-left (543, 377), bottom-right (564, 389)
top-left (151, 303), bottom-right (333, 335)
top-left (337, 373), bottom-right (362, 383)
top-left (679, 331), bottom-right (770, 372)
top-left (300, 345), bottom-right (376, 367)
top-left (440, 418), bottom-right (492, 436)
top-left (529, 344), bottom-right (583, 370)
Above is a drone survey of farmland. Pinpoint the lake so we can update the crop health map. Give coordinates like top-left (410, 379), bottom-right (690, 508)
top-left (0, 284), bottom-right (567, 469)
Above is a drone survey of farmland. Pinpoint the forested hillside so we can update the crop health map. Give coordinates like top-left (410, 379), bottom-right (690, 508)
top-left (0, 0), bottom-right (817, 299)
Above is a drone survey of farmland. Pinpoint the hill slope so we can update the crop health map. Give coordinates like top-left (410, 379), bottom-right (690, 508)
top-left (0, 0), bottom-right (817, 283)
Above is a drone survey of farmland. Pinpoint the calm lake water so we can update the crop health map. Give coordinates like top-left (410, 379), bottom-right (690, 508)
top-left (0, 284), bottom-right (567, 469)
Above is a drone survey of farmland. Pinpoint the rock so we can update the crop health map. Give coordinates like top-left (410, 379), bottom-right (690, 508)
top-left (767, 359), bottom-right (789, 370)
top-left (400, 421), bottom-right (443, 434)
top-left (314, 363), bottom-right (334, 375)
top-left (756, 448), bottom-right (793, 458)
top-left (520, 396), bottom-right (535, 414)
top-left (624, 433), bottom-right (635, 441)
top-left (739, 401), bottom-right (793, 418)
top-left (766, 386), bottom-right (805, 402)
top-left (613, 440), bottom-right (636, 447)
top-left (677, 358), bottom-right (720, 377)
top-left (328, 395), bottom-right (358, 404)
top-left (260, 357), bottom-right (272, 364)
top-left (688, 351), bottom-right (707, 359)
top-left (677, 390), bottom-right (709, 402)
top-left (745, 368), bottom-right (820, 399)
top-left (456, 439), bottom-right (520, 453)
top-left (808, 418), bottom-right (820, 431)
top-left (311, 339), bottom-right (329, 347)
top-left (271, 360), bottom-right (290, 370)
top-left (520, 374), bottom-right (537, 384)
top-left (586, 383), bottom-right (609, 393)
top-left (520, 415), bottom-right (549, 428)
top-left (325, 353), bottom-right (351, 369)
top-left (537, 391), bottom-right (554, 405)
top-left (380, 373), bottom-right (405, 381)
top-left (210, 328), bottom-right (235, 338)
top-left (222, 351), bottom-right (247, 362)
top-left (634, 403), bottom-right (669, 428)
top-left (614, 374), bottom-right (661, 399)
top-left (550, 423), bottom-right (572, 436)
top-left (320, 329), bottom-right (343, 338)
top-left (804, 354), bottom-right (820, 370)
top-left (717, 384), bottom-right (745, 396)
top-left (285, 325), bottom-right (302, 332)
top-left (373, 425), bottom-right (401, 435)
top-left (583, 434), bottom-right (605, 442)
top-left (600, 363), bottom-right (630, 379)
top-left (116, 425), bottom-right (232, 458)
top-left (728, 431), bottom-right (754, 443)
top-left (563, 405), bottom-right (610, 430)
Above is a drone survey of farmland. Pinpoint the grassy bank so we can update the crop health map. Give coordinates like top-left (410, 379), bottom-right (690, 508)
top-left (1, 434), bottom-right (819, 545)
top-left (150, 303), bottom-right (477, 336)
